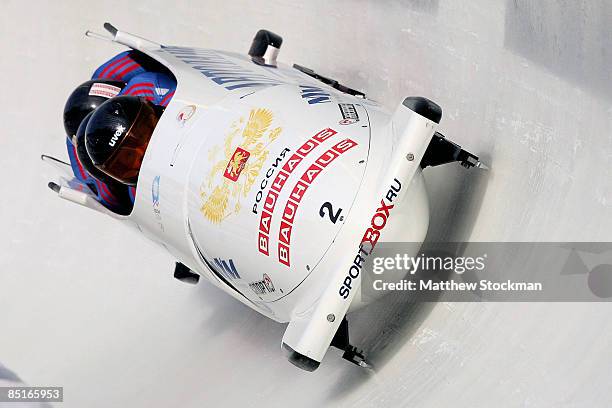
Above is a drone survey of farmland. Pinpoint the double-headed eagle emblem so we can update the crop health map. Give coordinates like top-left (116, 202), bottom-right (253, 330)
top-left (199, 108), bottom-right (282, 223)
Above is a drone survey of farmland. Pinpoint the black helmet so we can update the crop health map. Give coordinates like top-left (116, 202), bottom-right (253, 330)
top-left (85, 96), bottom-right (161, 186)
top-left (75, 111), bottom-right (122, 188)
top-left (63, 79), bottom-right (126, 139)
top-left (75, 111), bottom-right (134, 214)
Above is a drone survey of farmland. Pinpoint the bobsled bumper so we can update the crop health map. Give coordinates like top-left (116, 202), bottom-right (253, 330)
top-left (281, 97), bottom-right (441, 371)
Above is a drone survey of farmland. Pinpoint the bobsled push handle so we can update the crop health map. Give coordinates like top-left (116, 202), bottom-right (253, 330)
top-left (103, 22), bottom-right (118, 36)
top-left (87, 22), bottom-right (161, 51)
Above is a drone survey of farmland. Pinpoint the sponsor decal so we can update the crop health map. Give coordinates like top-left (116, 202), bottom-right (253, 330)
top-left (151, 176), bottom-right (164, 231)
top-left (89, 82), bottom-right (121, 98)
top-left (199, 108), bottom-right (282, 224)
top-left (249, 273), bottom-right (275, 295)
top-left (213, 258), bottom-right (241, 280)
top-left (277, 138), bottom-right (358, 266)
top-left (177, 105), bottom-right (196, 126)
top-left (109, 125), bottom-right (125, 147)
top-left (338, 103), bottom-right (359, 125)
top-left (223, 147), bottom-right (251, 182)
top-left (338, 179), bottom-right (402, 299)
top-left (257, 128), bottom-right (338, 256)
top-left (300, 85), bottom-right (331, 105)
top-left (186, 219), bottom-right (252, 305)
top-left (164, 47), bottom-right (283, 91)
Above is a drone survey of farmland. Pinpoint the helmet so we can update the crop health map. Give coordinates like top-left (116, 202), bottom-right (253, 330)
top-left (85, 96), bottom-right (161, 186)
top-left (63, 79), bottom-right (126, 139)
top-left (75, 111), bottom-right (134, 213)
top-left (75, 111), bottom-right (121, 187)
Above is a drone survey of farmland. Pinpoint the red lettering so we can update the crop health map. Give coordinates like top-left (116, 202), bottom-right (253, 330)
top-left (332, 138), bottom-right (358, 154)
top-left (300, 164), bottom-right (322, 184)
top-left (258, 233), bottom-right (269, 255)
top-left (315, 149), bottom-right (339, 168)
top-left (259, 211), bottom-right (272, 234)
top-left (312, 128), bottom-right (337, 143)
top-left (278, 243), bottom-right (290, 266)
top-left (371, 212), bottom-right (387, 229)
top-left (282, 200), bottom-right (298, 224)
top-left (263, 190), bottom-right (278, 212)
top-left (282, 154), bottom-right (303, 173)
top-left (278, 220), bottom-right (292, 245)
top-left (361, 228), bottom-right (380, 248)
top-left (290, 181), bottom-right (309, 203)
top-left (376, 200), bottom-right (394, 217)
top-left (297, 139), bottom-right (319, 156)
top-left (271, 170), bottom-right (289, 192)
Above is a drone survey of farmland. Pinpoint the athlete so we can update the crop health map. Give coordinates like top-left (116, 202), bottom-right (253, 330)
top-left (63, 50), bottom-right (176, 212)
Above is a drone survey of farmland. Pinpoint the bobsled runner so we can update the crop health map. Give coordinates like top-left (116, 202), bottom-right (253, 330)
top-left (44, 23), bottom-right (485, 371)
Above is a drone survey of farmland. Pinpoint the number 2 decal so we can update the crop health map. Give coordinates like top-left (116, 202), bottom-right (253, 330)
top-left (320, 202), bottom-right (344, 224)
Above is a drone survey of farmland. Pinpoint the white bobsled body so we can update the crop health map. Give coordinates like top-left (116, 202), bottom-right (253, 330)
top-left (123, 43), bottom-right (432, 323)
top-left (48, 26), bottom-right (468, 370)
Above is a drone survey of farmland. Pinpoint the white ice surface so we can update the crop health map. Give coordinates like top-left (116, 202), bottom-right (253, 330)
top-left (1, 1), bottom-right (611, 407)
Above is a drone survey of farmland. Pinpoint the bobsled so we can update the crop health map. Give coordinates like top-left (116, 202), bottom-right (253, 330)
top-left (44, 24), bottom-right (484, 371)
